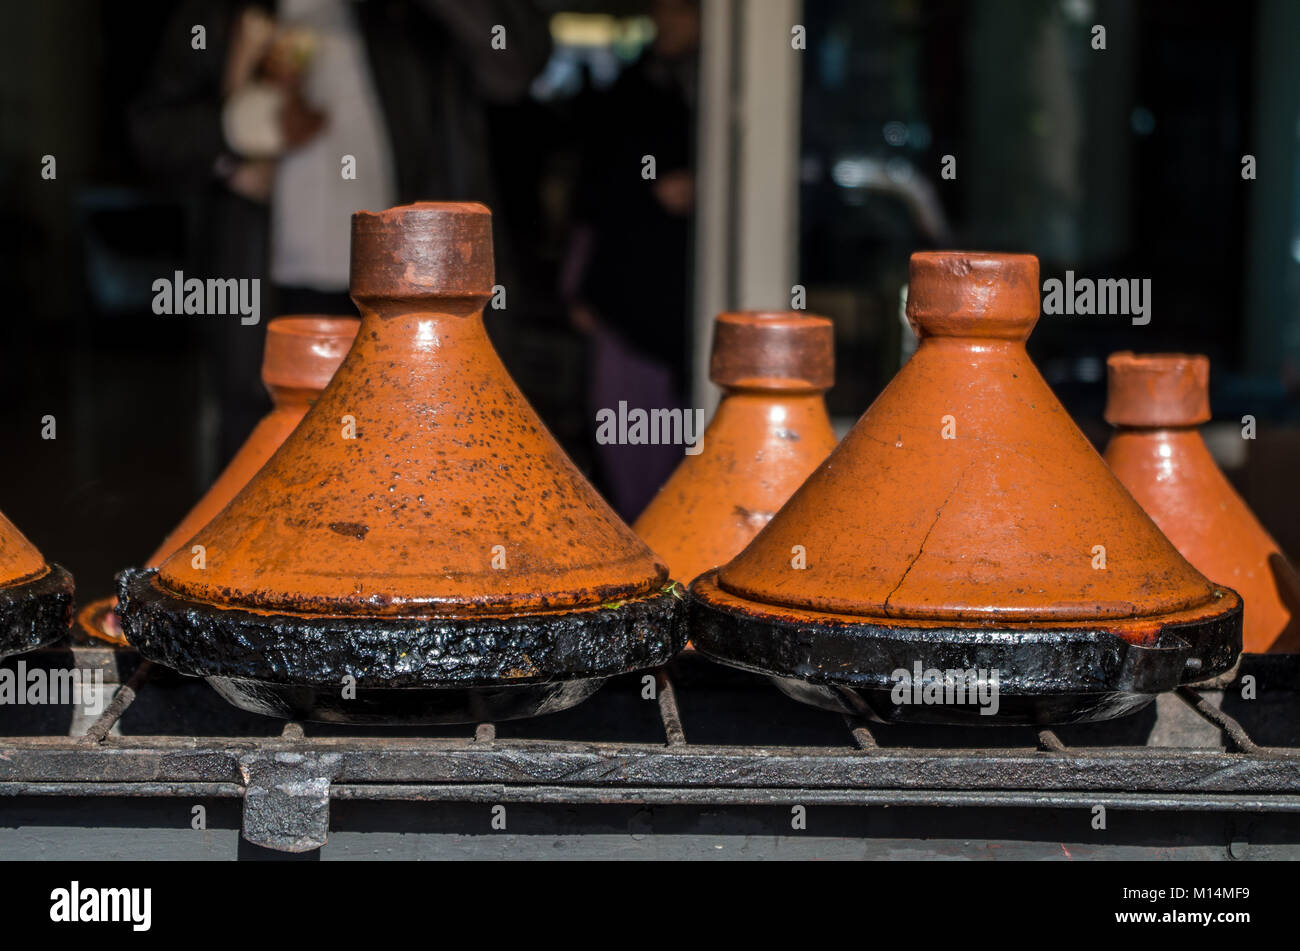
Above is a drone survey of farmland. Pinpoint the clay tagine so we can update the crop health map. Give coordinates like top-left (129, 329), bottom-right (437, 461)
top-left (1104, 352), bottom-right (1299, 653)
top-left (118, 202), bottom-right (684, 723)
top-left (0, 511), bottom-right (73, 658)
top-left (690, 251), bottom-right (1242, 725)
top-left (634, 310), bottom-right (837, 592)
top-left (78, 315), bottom-right (359, 647)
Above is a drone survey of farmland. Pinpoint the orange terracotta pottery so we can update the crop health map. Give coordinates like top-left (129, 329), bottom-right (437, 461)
top-left (690, 251), bottom-right (1242, 725)
top-left (1104, 352), bottom-right (1299, 653)
top-left (118, 202), bottom-right (684, 723)
top-left (80, 315), bottom-right (359, 647)
top-left (0, 511), bottom-right (73, 658)
top-left (634, 310), bottom-right (837, 592)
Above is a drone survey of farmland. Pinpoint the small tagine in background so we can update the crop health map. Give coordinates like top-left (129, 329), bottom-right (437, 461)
top-left (690, 251), bottom-right (1242, 725)
top-left (78, 316), bottom-right (359, 647)
top-left (118, 202), bottom-right (684, 723)
top-left (634, 310), bottom-right (837, 600)
top-left (1104, 352), bottom-right (1300, 653)
top-left (0, 511), bottom-right (74, 658)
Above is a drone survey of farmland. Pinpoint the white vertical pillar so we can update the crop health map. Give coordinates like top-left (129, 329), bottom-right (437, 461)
top-left (734, 0), bottom-right (803, 310)
top-left (691, 0), bottom-right (804, 413)
top-left (692, 0), bottom-right (736, 413)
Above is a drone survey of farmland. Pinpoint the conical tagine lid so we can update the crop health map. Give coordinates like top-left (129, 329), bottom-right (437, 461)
top-left (1104, 352), bottom-right (1300, 653)
top-left (154, 204), bottom-right (665, 614)
top-left (0, 510), bottom-right (73, 657)
top-left (635, 310), bottom-right (837, 587)
top-left (82, 315), bottom-right (359, 646)
top-left (690, 252), bottom-right (1241, 724)
top-left (119, 202), bottom-right (682, 723)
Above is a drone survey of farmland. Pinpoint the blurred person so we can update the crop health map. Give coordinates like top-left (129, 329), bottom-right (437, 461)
top-left (131, 0), bottom-right (550, 463)
top-left (563, 0), bottom-right (699, 520)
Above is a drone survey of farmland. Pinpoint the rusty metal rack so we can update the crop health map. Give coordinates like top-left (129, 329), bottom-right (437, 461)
top-left (2, 640), bottom-right (1300, 857)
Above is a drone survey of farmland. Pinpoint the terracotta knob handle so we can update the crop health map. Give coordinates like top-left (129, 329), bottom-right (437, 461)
top-left (906, 251), bottom-right (1040, 341)
top-left (709, 310), bottom-right (834, 391)
top-left (1104, 352), bottom-right (1211, 428)
top-left (262, 314), bottom-right (361, 396)
top-left (349, 201), bottom-right (495, 309)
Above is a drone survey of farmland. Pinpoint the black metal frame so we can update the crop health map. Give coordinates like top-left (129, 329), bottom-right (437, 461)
top-left (1, 643), bottom-right (1298, 854)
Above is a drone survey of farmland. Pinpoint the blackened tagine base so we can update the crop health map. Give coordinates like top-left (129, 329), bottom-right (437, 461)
top-left (0, 565), bottom-right (74, 659)
top-left (689, 570), bottom-right (1242, 726)
top-left (207, 677), bottom-right (607, 725)
top-left (118, 568), bottom-right (685, 724)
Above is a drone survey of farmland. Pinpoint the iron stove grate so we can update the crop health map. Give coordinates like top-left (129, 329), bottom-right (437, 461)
top-left (1, 641), bottom-right (1299, 852)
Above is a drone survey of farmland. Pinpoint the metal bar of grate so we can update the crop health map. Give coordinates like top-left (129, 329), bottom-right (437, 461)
top-left (323, 786), bottom-right (1300, 810)
top-left (5, 782), bottom-right (1300, 812)
top-left (655, 667), bottom-right (687, 746)
top-left (1175, 686), bottom-right (1261, 754)
top-left (78, 659), bottom-right (155, 745)
top-left (832, 686), bottom-right (879, 749)
top-left (844, 715), bottom-right (878, 750)
top-left (3, 646), bottom-right (1298, 836)
top-left (4, 741), bottom-right (1299, 792)
top-left (1037, 729), bottom-right (1066, 752)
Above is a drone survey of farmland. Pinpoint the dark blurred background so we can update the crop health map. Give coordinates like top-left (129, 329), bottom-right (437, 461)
top-left (0, 0), bottom-right (1296, 606)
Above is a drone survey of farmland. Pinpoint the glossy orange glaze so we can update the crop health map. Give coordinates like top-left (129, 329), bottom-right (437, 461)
top-left (155, 202), bottom-right (666, 617)
top-left (711, 252), bottom-right (1235, 641)
top-left (1104, 353), bottom-right (1299, 652)
top-left (635, 311), bottom-right (837, 588)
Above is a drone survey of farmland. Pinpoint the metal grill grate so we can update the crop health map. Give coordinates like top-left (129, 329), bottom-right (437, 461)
top-left (2, 640), bottom-right (1299, 852)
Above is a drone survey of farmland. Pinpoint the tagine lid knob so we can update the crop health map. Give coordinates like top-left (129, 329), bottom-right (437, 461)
top-left (709, 311), bottom-right (834, 391)
top-left (262, 315), bottom-right (362, 394)
top-left (1104, 352), bottom-right (1211, 428)
top-left (906, 252), bottom-right (1040, 341)
top-left (350, 201), bottom-right (495, 302)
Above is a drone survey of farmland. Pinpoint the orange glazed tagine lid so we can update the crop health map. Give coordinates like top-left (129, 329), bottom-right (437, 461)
top-left (80, 315), bottom-right (359, 647)
top-left (0, 511), bottom-right (73, 658)
top-left (634, 310), bottom-right (837, 594)
top-left (689, 252), bottom-right (1241, 725)
top-left (1104, 352), bottom-right (1299, 653)
top-left (117, 202), bottom-right (684, 723)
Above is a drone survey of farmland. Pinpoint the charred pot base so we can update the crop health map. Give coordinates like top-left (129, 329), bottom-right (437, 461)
top-left (770, 676), bottom-right (1159, 725)
top-left (0, 565), bottom-right (74, 659)
top-left (207, 675), bottom-right (606, 724)
top-left (117, 569), bottom-right (686, 723)
top-left (689, 571), bottom-right (1242, 726)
